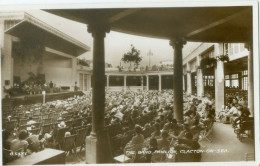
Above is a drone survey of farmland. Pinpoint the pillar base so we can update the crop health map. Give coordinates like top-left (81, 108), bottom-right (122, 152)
top-left (85, 136), bottom-right (98, 164)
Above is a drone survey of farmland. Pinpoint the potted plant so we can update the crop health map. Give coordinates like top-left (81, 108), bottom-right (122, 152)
top-left (217, 55), bottom-right (229, 62)
top-left (200, 57), bottom-right (217, 70)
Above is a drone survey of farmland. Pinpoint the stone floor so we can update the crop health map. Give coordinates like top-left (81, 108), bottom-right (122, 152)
top-left (201, 122), bottom-right (254, 162)
top-left (66, 122), bottom-right (255, 164)
top-left (66, 149), bottom-right (86, 164)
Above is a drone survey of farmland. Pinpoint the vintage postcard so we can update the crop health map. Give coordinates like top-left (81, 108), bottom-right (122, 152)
top-left (0, 0), bottom-right (259, 166)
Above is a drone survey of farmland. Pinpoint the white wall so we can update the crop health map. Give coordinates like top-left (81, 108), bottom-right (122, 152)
top-left (13, 50), bottom-right (75, 89)
top-left (44, 67), bottom-right (73, 87)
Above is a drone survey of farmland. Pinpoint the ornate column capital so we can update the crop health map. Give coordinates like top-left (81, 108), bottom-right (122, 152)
top-left (87, 22), bottom-right (110, 38)
top-left (169, 37), bottom-right (187, 49)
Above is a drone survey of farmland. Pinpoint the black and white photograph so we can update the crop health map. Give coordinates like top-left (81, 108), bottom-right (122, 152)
top-left (0, 0), bottom-right (259, 165)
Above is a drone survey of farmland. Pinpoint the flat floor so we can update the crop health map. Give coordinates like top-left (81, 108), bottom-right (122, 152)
top-left (201, 122), bottom-right (255, 162)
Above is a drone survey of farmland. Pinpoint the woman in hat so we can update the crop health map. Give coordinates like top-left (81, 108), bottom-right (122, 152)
top-left (58, 121), bottom-right (67, 129)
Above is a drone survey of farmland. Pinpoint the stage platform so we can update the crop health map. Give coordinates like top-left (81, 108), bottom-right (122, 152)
top-left (3, 91), bottom-right (84, 107)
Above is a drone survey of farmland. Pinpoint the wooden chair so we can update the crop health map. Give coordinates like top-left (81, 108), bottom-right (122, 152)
top-left (61, 135), bottom-right (77, 157)
top-left (52, 114), bottom-right (59, 122)
top-left (32, 117), bottom-right (41, 123)
top-left (5, 120), bottom-right (16, 132)
top-left (54, 127), bottom-right (68, 149)
top-left (19, 119), bottom-right (28, 125)
top-left (74, 128), bottom-right (88, 160)
top-left (73, 118), bottom-right (83, 127)
top-left (190, 129), bottom-right (202, 141)
top-left (71, 126), bottom-right (81, 134)
top-left (52, 122), bottom-right (59, 128)
top-left (48, 113), bottom-right (54, 119)
top-left (25, 112), bottom-right (33, 118)
top-left (19, 124), bottom-right (31, 131)
top-left (199, 128), bottom-right (213, 143)
top-left (18, 113), bottom-right (25, 119)
top-left (65, 120), bottom-right (73, 128)
top-left (42, 118), bottom-right (52, 125)
top-left (33, 109), bottom-right (41, 116)
top-left (41, 124), bottom-right (52, 134)
top-left (32, 122), bottom-right (42, 129)
top-left (41, 114), bottom-right (49, 120)
top-left (30, 128), bottom-right (41, 135)
top-left (10, 116), bottom-right (19, 123)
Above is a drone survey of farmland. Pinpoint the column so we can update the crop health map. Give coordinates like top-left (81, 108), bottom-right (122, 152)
top-left (106, 75), bottom-right (109, 90)
top-left (158, 74), bottom-right (162, 91)
top-left (87, 74), bottom-right (92, 91)
top-left (86, 23), bottom-right (111, 163)
top-left (197, 68), bottom-right (204, 97)
top-left (196, 56), bottom-right (204, 97)
top-left (186, 63), bottom-right (192, 95)
top-left (183, 75), bottom-right (185, 91)
top-left (246, 43), bottom-right (254, 117)
top-left (170, 38), bottom-right (186, 122)
top-left (214, 43), bottom-right (225, 113)
top-left (71, 57), bottom-right (77, 90)
top-left (187, 72), bottom-right (192, 95)
top-left (82, 73), bottom-right (85, 91)
top-left (146, 75), bottom-right (149, 90)
top-left (1, 34), bottom-right (14, 98)
top-left (124, 75), bottom-right (127, 90)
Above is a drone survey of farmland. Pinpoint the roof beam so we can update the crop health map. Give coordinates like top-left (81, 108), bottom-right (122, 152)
top-left (107, 9), bottom-right (140, 24)
top-left (186, 9), bottom-right (250, 38)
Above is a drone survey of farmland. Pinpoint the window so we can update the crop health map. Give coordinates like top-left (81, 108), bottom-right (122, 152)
top-left (225, 80), bottom-right (230, 87)
top-left (231, 74), bottom-right (238, 79)
top-left (225, 74), bottom-right (239, 88)
top-left (224, 43), bottom-right (229, 55)
top-left (203, 75), bottom-right (214, 87)
top-left (232, 80), bottom-right (239, 87)
top-left (242, 70), bottom-right (248, 90)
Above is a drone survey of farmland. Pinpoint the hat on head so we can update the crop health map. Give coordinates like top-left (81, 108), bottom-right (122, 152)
top-left (58, 121), bottom-right (66, 128)
top-left (65, 131), bottom-right (71, 137)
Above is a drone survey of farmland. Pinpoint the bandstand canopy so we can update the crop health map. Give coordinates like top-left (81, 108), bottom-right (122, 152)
top-left (46, 6), bottom-right (252, 43)
top-left (5, 12), bottom-right (90, 56)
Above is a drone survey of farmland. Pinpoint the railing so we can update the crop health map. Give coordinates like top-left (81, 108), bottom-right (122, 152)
top-left (107, 86), bottom-right (146, 91)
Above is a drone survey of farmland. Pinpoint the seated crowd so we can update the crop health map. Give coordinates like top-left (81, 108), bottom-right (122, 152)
top-left (2, 90), bottom-right (215, 164)
top-left (104, 90), bottom-right (215, 162)
top-left (216, 90), bottom-right (254, 140)
top-left (217, 91), bottom-right (249, 124)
